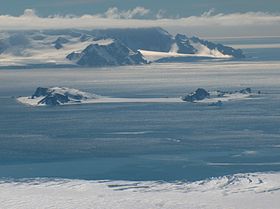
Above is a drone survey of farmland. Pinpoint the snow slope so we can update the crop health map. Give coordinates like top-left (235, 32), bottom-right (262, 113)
top-left (0, 28), bottom-right (244, 67)
top-left (139, 49), bottom-right (231, 62)
top-left (0, 172), bottom-right (279, 209)
top-left (67, 39), bottom-right (147, 67)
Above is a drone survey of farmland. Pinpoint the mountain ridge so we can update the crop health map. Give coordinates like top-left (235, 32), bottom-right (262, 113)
top-left (0, 27), bottom-right (244, 68)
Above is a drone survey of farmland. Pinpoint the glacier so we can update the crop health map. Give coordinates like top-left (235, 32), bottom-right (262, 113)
top-left (0, 28), bottom-right (244, 68)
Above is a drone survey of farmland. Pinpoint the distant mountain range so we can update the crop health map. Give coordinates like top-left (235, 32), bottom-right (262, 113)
top-left (0, 27), bottom-right (244, 68)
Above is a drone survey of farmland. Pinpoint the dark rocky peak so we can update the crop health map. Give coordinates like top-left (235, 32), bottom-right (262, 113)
top-left (38, 93), bottom-right (70, 106)
top-left (175, 34), bottom-right (197, 54)
top-left (32, 87), bottom-right (50, 98)
top-left (67, 39), bottom-right (147, 67)
top-left (182, 88), bottom-right (210, 102)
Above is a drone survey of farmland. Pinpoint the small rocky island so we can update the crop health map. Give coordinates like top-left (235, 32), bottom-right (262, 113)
top-left (182, 87), bottom-right (255, 105)
top-left (17, 87), bottom-right (101, 106)
top-left (17, 87), bottom-right (257, 107)
top-left (182, 88), bottom-right (210, 102)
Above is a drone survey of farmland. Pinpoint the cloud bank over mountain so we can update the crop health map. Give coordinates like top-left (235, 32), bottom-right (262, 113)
top-left (0, 8), bottom-right (279, 37)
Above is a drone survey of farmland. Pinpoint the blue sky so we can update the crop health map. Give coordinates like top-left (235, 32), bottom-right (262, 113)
top-left (0, 0), bottom-right (279, 16)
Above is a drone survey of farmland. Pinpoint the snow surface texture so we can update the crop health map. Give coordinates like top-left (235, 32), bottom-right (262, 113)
top-left (17, 87), bottom-right (256, 106)
top-left (0, 172), bottom-right (279, 209)
top-left (0, 28), bottom-right (244, 67)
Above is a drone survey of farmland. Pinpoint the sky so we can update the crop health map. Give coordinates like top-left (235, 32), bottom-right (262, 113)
top-left (0, 0), bottom-right (279, 37)
top-left (0, 0), bottom-right (279, 17)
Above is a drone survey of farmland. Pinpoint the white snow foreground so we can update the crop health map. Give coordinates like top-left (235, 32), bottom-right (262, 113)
top-left (0, 172), bottom-right (279, 209)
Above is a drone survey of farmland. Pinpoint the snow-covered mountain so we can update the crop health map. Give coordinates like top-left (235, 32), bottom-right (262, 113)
top-left (175, 34), bottom-right (244, 58)
top-left (0, 28), bottom-right (245, 68)
top-left (67, 39), bottom-right (147, 67)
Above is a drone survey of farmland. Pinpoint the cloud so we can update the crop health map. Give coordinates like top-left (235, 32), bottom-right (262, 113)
top-left (156, 9), bottom-right (167, 19)
top-left (0, 8), bottom-right (280, 37)
top-left (201, 8), bottom-right (216, 17)
top-left (104, 7), bottom-right (150, 19)
top-left (22, 9), bottom-right (37, 17)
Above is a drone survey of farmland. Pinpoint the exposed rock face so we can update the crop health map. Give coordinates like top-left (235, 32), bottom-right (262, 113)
top-left (38, 93), bottom-right (70, 106)
top-left (30, 87), bottom-right (99, 106)
top-left (53, 37), bottom-right (69, 49)
top-left (174, 34), bottom-right (245, 58)
top-left (91, 27), bottom-right (173, 52)
top-left (53, 37), bottom-right (69, 45)
top-left (190, 36), bottom-right (245, 58)
top-left (182, 88), bottom-right (210, 102)
top-left (67, 40), bottom-right (148, 67)
top-left (175, 34), bottom-right (197, 54)
top-left (216, 88), bottom-right (252, 97)
top-left (0, 28), bottom-right (245, 68)
top-left (239, 88), bottom-right (252, 94)
top-left (182, 87), bottom-right (255, 104)
top-left (32, 87), bottom-right (49, 98)
top-left (54, 42), bottom-right (63, 49)
top-left (208, 100), bottom-right (223, 106)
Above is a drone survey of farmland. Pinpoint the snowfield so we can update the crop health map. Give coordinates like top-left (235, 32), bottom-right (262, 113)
top-left (0, 28), bottom-right (243, 67)
top-left (139, 49), bottom-right (231, 62)
top-left (0, 172), bottom-right (279, 209)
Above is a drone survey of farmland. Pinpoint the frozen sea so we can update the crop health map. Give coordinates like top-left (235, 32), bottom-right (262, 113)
top-left (0, 37), bottom-right (280, 208)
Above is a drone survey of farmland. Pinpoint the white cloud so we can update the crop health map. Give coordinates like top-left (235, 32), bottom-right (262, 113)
top-left (104, 7), bottom-right (150, 19)
top-left (22, 9), bottom-right (37, 17)
top-left (0, 8), bottom-right (280, 37)
top-left (156, 9), bottom-right (167, 19)
top-left (201, 8), bottom-right (216, 17)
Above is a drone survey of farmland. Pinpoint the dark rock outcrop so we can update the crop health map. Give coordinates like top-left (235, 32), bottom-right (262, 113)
top-left (91, 27), bottom-right (173, 52)
top-left (239, 88), bottom-right (252, 94)
top-left (182, 88), bottom-right (210, 102)
top-left (53, 37), bottom-right (69, 49)
top-left (53, 37), bottom-right (69, 45)
top-left (175, 34), bottom-right (197, 54)
top-left (28, 87), bottom-right (100, 106)
top-left (32, 87), bottom-right (49, 98)
top-left (67, 40), bottom-right (147, 67)
top-left (38, 93), bottom-right (70, 106)
top-left (54, 42), bottom-right (63, 49)
top-left (173, 34), bottom-right (245, 58)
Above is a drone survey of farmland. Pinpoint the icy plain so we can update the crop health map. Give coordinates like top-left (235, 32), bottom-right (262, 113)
top-left (0, 38), bottom-right (280, 208)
